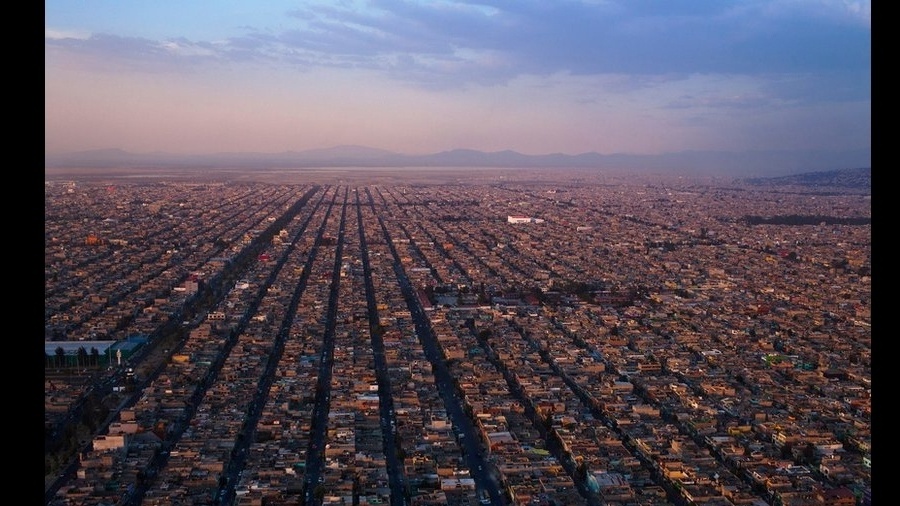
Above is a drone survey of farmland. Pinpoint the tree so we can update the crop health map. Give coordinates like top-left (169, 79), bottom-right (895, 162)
top-left (802, 442), bottom-right (818, 464)
top-left (576, 460), bottom-right (589, 480)
top-left (55, 346), bottom-right (66, 368)
top-left (77, 346), bottom-right (88, 368)
top-left (780, 443), bottom-right (794, 461)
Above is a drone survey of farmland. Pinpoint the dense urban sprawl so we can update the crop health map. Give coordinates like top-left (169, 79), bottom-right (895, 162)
top-left (45, 169), bottom-right (871, 506)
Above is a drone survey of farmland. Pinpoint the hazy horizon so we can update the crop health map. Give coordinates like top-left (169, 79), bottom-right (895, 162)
top-left (46, 1), bottom-right (870, 168)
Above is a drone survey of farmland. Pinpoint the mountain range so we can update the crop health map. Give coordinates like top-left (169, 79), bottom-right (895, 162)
top-left (44, 145), bottom-right (871, 177)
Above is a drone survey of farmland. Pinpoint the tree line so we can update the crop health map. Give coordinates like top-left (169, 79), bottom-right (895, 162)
top-left (46, 346), bottom-right (104, 369)
top-left (743, 215), bottom-right (870, 226)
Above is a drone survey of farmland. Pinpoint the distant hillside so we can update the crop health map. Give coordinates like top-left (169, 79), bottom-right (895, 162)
top-left (45, 146), bottom-right (871, 177)
top-left (741, 167), bottom-right (871, 191)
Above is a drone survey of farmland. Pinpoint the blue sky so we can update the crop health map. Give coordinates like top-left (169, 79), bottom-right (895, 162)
top-left (45, 0), bottom-right (870, 159)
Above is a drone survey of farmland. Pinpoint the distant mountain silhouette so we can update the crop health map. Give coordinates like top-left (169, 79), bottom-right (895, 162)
top-left (45, 145), bottom-right (871, 177)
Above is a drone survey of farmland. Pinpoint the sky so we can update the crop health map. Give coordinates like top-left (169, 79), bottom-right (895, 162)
top-left (45, 0), bottom-right (871, 158)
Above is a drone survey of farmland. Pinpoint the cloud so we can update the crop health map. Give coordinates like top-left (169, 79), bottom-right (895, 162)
top-left (45, 0), bottom-right (870, 89)
top-left (44, 0), bottom-right (870, 157)
top-left (45, 29), bottom-right (91, 40)
top-left (45, 34), bottom-right (223, 73)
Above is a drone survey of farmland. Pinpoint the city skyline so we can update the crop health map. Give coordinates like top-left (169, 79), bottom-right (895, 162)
top-left (45, 1), bottom-right (871, 167)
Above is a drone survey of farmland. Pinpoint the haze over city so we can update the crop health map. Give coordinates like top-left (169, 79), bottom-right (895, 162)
top-left (45, 0), bottom-right (870, 170)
